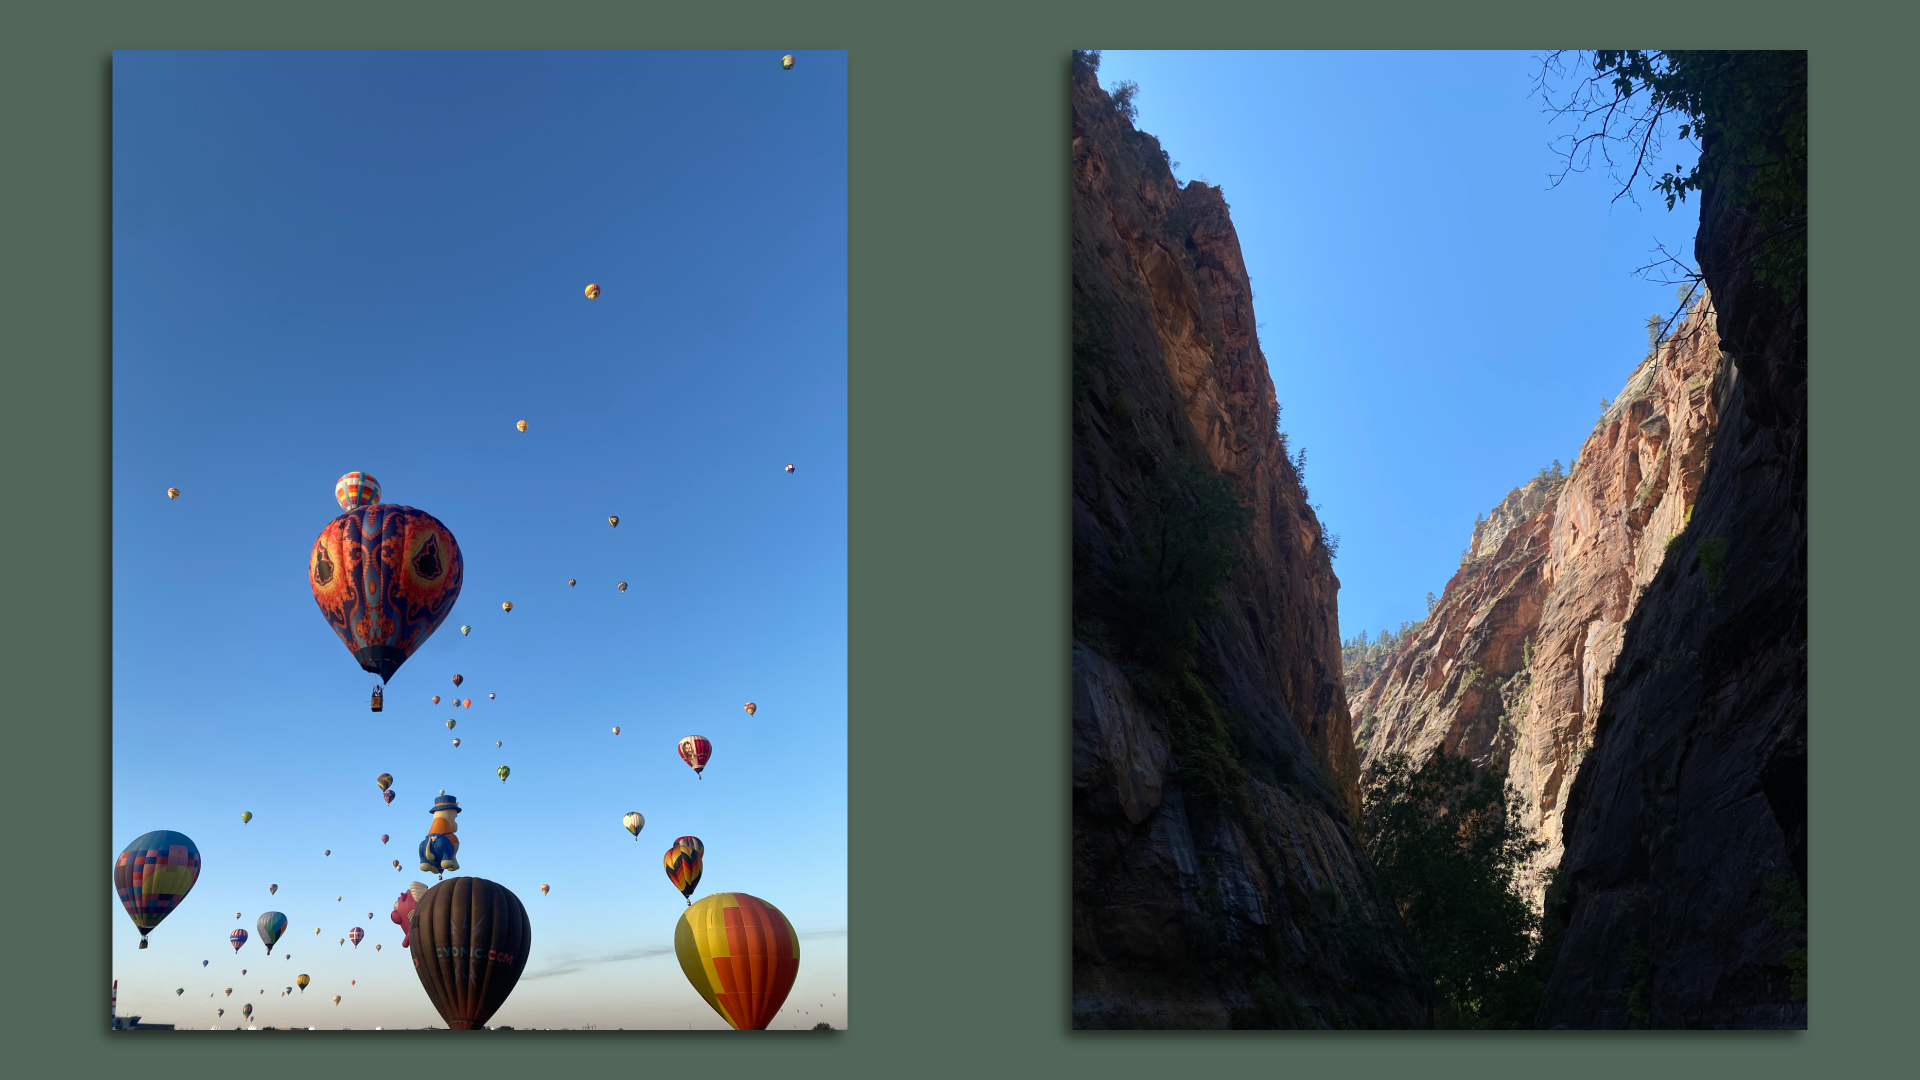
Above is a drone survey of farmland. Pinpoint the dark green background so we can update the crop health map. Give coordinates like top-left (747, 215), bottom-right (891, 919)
top-left (4, 1), bottom-right (1906, 1076)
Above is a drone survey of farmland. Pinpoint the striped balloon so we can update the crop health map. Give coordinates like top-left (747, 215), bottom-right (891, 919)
top-left (334, 472), bottom-right (381, 511)
top-left (115, 831), bottom-right (201, 949)
top-left (678, 735), bottom-right (712, 778)
top-left (663, 836), bottom-right (704, 902)
top-left (674, 892), bottom-right (801, 1030)
top-left (230, 929), bottom-right (248, 953)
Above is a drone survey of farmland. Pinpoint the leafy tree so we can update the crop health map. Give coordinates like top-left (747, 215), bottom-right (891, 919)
top-left (1361, 751), bottom-right (1545, 1028)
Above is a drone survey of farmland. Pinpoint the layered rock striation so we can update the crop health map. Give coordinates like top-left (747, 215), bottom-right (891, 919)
top-left (1071, 57), bottom-right (1424, 1029)
top-left (1350, 301), bottom-right (1725, 897)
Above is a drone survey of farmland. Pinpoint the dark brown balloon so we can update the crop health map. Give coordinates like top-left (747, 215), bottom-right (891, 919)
top-left (407, 876), bottom-right (532, 1030)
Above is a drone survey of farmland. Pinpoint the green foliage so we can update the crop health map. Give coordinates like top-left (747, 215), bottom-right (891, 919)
top-left (1072, 49), bottom-right (1101, 77)
top-left (1621, 934), bottom-right (1653, 1028)
top-left (1361, 751), bottom-right (1545, 1028)
top-left (1646, 313), bottom-right (1665, 347)
top-left (1109, 79), bottom-right (1140, 122)
top-left (1764, 875), bottom-right (1808, 1003)
top-left (1114, 452), bottom-right (1253, 675)
top-left (1698, 534), bottom-right (1729, 595)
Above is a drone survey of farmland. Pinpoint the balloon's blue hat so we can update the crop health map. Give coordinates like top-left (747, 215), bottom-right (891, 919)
top-left (431, 793), bottom-right (461, 814)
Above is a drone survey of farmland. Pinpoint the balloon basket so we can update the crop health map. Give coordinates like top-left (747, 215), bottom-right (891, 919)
top-left (139, 939), bottom-right (148, 950)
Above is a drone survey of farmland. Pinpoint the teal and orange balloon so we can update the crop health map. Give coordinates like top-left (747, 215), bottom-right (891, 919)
top-left (664, 836), bottom-right (704, 904)
top-left (310, 489), bottom-right (462, 692)
top-left (114, 830), bottom-right (201, 949)
top-left (334, 472), bottom-right (381, 511)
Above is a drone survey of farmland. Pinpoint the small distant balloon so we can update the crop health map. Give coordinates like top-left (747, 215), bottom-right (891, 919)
top-left (376, 943), bottom-right (382, 951)
top-left (230, 931), bottom-right (247, 953)
top-left (462, 698), bottom-right (472, 708)
top-left (623, 811), bottom-right (645, 839)
top-left (269, 884), bottom-right (278, 895)
top-left (782, 54), bottom-right (795, 69)
top-left (585, 283), bottom-right (601, 300)
top-left (617, 581), bottom-right (628, 593)
top-left (664, 836), bottom-right (705, 902)
top-left (785, 463), bottom-right (796, 474)
top-left (376, 773), bottom-right (393, 792)
top-left (203, 960), bottom-right (208, 968)
top-left (608, 515), bottom-right (620, 528)
top-left (324, 850), bottom-right (331, 856)
top-left (392, 860), bottom-right (401, 870)
top-left (452, 738), bottom-right (461, 747)
top-left (432, 695), bottom-right (441, 704)
top-left (383, 790), bottom-right (395, 805)
top-left (333, 995), bottom-right (341, 1006)
top-left (611, 726), bottom-right (621, 735)
top-left (167, 487), bottom-right (180, 499)
top-left (333, 472), bottom-right (380, 511)
top-left (447, 719), bottom-right (456, 730)
top-left (460, 625), bottom-right (471, 636)
top-left (678, 735), bottom-right (713, 778)
top-left (502, 601), bottom-right (513, 612)
top-left (497, 765), bottom-right (511, 783)
top-left (176, 988), bottom-right (184, 996)
top-left (381, 834), bottom-right (389, 844)
top-left (297, 974), bottom-right (310, 991)
top-left (452, 674), bottom-right (463, 688)
top-left (744, 702), bottom-right (757, 716)
top-left (567, 578), bottom-right (576, 587)
top-left (241, 811), bottom-right (253, 824)
top-left (495, 740), bottom-right (502, 747)
top-left (541, 884), bottom-right (550, 896)
top-left (516, 420), bottom-right (529, 432)
top-left (489, 693), bottom-right (496, 700)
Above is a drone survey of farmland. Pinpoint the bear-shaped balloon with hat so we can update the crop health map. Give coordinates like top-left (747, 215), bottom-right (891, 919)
top-left (418, 791), bottom-right (460, 875)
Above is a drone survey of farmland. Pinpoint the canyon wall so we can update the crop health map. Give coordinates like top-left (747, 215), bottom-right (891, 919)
top-left (1350, 301), bottom-right (1725, 897)
top-left (1071, 57), bottom-right (1425, 1029)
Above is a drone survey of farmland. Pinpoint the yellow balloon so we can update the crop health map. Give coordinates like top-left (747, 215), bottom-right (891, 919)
top-left (782, 54), bottom-right (794, 70)
top-left (502, 601), bottom-right (513, 612)
top-left (516, 420), bottom-right (528, 432)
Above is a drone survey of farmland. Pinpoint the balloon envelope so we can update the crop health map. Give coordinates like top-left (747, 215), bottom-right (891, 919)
top-left (114, 830), bottom-right (201, 947)
top-left (664, 836), bottom-right (704, 900)
top-left (516, 420), bottom-right (528, 432)
top-left (408, 877), bottom-right (532, 1030)
top-left (229, 929), bottom-right (248, 952)
top-left (257, 911), bottom-right (287, 953)
top-left (297, 974), bottom-right (310, 990)
top-left (167, 487), bottom-right (180, 499)
top-left (310, 504), bottom-right (463, 683)
top-left (678, 735), bottom-right (712, 776)
top-left (241, 811), bottom-right (252, 824)
top-left (674, 893), bottom-right (801, 1030)
top-left (540, 884), bottom-right (550, 895)
top-left (376, 773), bottom-right (393, 791)
top-left (584, 284), bottom-right (600, 300)
top-left (623, 811), bottom-right (645, 839)
top-left (460, 624), bottom-right (471, 636)
top-left (744, 702), bottom-right (757, 716)
top-left (384, 790), bottom-right (396, 805)
top-left (334, 472), bottom-right (380, 511)
top-left (497, 765), bottom-right (510, 782)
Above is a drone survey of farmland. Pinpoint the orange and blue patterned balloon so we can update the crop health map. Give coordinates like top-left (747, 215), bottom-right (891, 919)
top-left (334, 472), bottom-right (381, 511)
top-left (114, 830), bottom-right (201, 949)
top-left (310, 502), bottom-right (462, 685)
top-left (664, 836), bottom-right (704, 903)
top-left (257, 911), bottom-right (287, 955)
top-left (230, 929), bottom-right (248, 952)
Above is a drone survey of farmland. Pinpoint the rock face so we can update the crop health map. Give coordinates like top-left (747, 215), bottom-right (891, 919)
top-left (1350, 301), bottom-right (1726, 898)
top-left (1537, 145), bottom-right (1808, 1029)
top-left (1071, 57), bottom-right (1425, 1029)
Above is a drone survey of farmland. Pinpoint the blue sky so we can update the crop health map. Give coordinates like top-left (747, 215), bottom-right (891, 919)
top-left (111, 50), bottom-right (846, 1030)
top-left (1092, 51), bottom-right (1700, 643)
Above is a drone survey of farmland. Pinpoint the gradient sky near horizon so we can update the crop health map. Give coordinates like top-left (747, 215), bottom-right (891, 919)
top-left (111, 50), bottom-right (847, 1031)
top-left (1092, 51), bottom-right (1701, 643)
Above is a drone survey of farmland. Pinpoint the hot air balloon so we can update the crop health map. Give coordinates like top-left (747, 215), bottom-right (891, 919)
top-left (217, 1008), bottom-right (224, 1017)
top-left (316, 928), bottom-right (321, 935)
top-left (495, 741), bottom-right (502, 747)
top-left (225, 988), bottom-right (232, 997)
top-left (384, 790), bottom-right (396, 805)
top-left (744, 702), bottom-right (757, 716)
top-left (608, 515), bottom-right (619, 528)
top-left (376, 944), bottom-right (382, 951)
top-left (241, 812), bottom-right (252, 824)
top-left (269, 884), bottom-right (277, 895)
top-left (297, 974), bottom-right (310, 992)
top-left (176, 988), bottom-right (184, 996)
top-left (623, 811), bottom-right (645, 839)
top-left (114, 830), bottom-right (200, 949)
top-left (675, 893), bottom-right (801, 1030)
top-left (568, 578), bottom-right (576, 587)
top-left (242, 969), bottom-right (247, 975)
top-left (392, 860), bottom-right (401, 870)
top-left (348, 928), bottom-right (365, 950)
top-left (540, 884), bottom-right (550, 896)
top-left (612, 726), bottom-right (620, 735)
top-left (312, 497), bottom-right (462, 706)
top-left (231, 930), bottom-right (247, 953)
top-left (382, 834), bottom-right (390, 844)
top-left (334, 472), bottom-right (381, 511)
top-left (339, 938), bottom-right (345, 944)
top-left (257, 912), bottom-right (287, 955)
top-left (167, 487), bottom-right (180, 499)
top-left (334, 995), bottom-right (341, 1005)
top-left (452, 738), bottom-right (461, 747)
top-left (462, 698), bottom-right (472, 709)
top-left (432, 695), bottom-right (441, 704)
top-left (447, 719), bottom-right (457, 730)
top-left (782, 54), bottom-right (794, 69)
top-left (664, 836), bottom-right (704, 903)
top-left (461, 624), bottom-right (471, 636)
top-left (325, 850), bottom-right (331, 856)
top-left (203, 960), bottom-right (209, 967)
top-left (678, 735), bottom-right (712, 778)
top-left (585, 284), bottom-right (600, 300)
top-left (408, 877), bottom-right (531, 1030)
top-left (617, 581), bottom-right (628, 593)
top-left (516, 420), bottom-right (529, 432)
top-left (377, 773), bottom-right (393, 792)
top-left (497, 765), bottom-right (511, 783)
top-left (242, 1004), bottom-right (252, 1021)
top-left (489, 693), bottom-right (496, 700)
top-left (502, 601), bottom-right (513, 612)
top-left (785, 464), bottom-right (796, 474)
